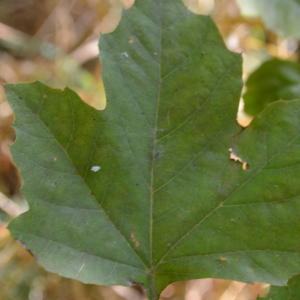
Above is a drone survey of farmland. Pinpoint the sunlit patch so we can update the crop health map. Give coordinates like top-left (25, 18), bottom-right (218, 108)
top-left (183, 0), bottom-right (215, 15)
top-left (237, 99), bottom-right (254, 128)
top-left (121, 0), bottom-right (135, 9)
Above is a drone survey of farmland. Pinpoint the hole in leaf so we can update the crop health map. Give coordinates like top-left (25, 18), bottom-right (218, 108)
top-left (229, 148), bottom-right (249, 171)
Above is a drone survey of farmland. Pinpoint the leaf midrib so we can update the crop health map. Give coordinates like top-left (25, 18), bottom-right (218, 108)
top-left (148, 2), bottom-right (162, 289)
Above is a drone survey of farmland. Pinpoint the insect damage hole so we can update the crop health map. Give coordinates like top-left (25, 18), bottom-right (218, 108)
top-left (229, 148), bottom-right (249, 171)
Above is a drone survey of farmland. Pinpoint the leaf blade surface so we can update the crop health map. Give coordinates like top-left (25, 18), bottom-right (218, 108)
top-left (6, 1), bottom-right (300, 298)
top-left (244, 59), bottom-right (300, 115)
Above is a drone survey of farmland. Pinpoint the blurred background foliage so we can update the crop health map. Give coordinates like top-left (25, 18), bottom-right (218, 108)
top-left (0, 0), bottom-right (299, 299)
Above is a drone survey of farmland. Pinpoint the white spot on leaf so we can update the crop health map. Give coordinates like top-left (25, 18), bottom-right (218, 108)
top-left (121, 52), bottom-right (129, 58)
top-left (91, 165), bottom-right (101, 173)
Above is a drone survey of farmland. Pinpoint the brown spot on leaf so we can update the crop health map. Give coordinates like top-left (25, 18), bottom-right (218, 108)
top-left (218, 256), bottom-right (228, 263)
top-left (128, 36), bottom-right (135, 44)
top-left (130, 232), bottom-right (140, 248)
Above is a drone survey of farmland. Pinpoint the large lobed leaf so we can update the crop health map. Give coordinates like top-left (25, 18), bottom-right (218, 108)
top-left (6, 0), bottom-right (300, 298)
top-left (237, 0), bottom-right (300, 38)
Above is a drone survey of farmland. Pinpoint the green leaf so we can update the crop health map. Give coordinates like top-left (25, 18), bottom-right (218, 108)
top-left (244, 59), bottom-right (300, 116)
top-left (5, 1), bottom-right (300, 299)
top-left (261, 275), bottom-right (300, 300)
top-left (236, 0), bottom-right (300, 38)
top-left (260, 286), bottom-right (289, 300)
